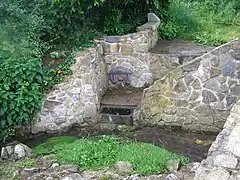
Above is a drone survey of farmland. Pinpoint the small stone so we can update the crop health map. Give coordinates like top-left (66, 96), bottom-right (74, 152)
top-left (210, 68), bottom-right (221, 78)
top-left (164, 173), bottom-right (181, 180)
top-left (1, 147), bottom-right (9, 159)
top-left (51, 163), bottom-right (60, 168)
top-left (14, 144), bottom-right (26, 160)
top-left (204, 79), bottom-right (221, 91)
top-left (186, 162), bottom-right (200, 173)
top-left (46, 177), bottom-right (54, 180)
top-left (24, 167), bottom-right (40, 174)
top-left (110, 43), bottom-right (120, 53)
top-left (115, 161), bottom-right (133, 174)
top-left (226, 95), bottom-right (237, 107)
top-left (189, 90), bottom-right (200, 101)
top-left (191, 79), bottom-right (201, 90)
top-left (62, 173), bottom-right (83, 180)
top-left (202, 90), bottom-right (217, 104)
top-left (231, 85), bottom-right (240, 96)
top-left (166, 159), bottom-right (180, 172)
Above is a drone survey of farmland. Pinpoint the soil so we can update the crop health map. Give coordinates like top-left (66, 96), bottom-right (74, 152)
top-left (42, 52), bottom-right (68, 69)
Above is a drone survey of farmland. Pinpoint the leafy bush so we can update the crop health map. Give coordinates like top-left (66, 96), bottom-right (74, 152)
top-left (0, 0), bottom-right (169, 142)
top-left (33, 136), bottom-right (189, 175)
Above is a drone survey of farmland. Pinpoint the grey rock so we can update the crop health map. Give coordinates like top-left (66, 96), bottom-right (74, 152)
top-left (51, 163), bottom-right (60, 168)
top-left (46, 177), bottom-right (54, 180)
top-left (213, 153), bottom-right (238, 169)
top-left (202, 90), bottom-right (217, 104)
top-left (166, 159), bottom-right (180, 172)
top-left (186, 162), bottom-right (200, 173)
top-left (115, 161), bottom-right (133, 173)
top-left (1, 147), bottom-right (9, 159)
top-left (62, 173), bottom-right (83, 180)
top-left (205, 79), bottom-right (221, 91)
top-left (164, 173), bottom-right (181, 180)
top-left (14, 144), bottom-right (26, 159)
top-left (191, 79), bottom-right (201, 90)
top-left (227, 124), bottom-right (240, 157)
top-left (226, 95), bottom-right (237, 107)
top-left (23, 167), bottom-right (40, 175)
top-left (148, 13), bottom-right (160, 22)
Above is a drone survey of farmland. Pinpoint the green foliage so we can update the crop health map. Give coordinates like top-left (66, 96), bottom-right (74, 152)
top-left (0, 0), bottom-right (170, 142)
top-left (159, 0), bottom-right (240, 45)
top-left (33, 135), bottom-right (189, 175)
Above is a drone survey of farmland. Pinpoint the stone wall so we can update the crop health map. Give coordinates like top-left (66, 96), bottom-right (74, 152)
top-left (194, 100), bottom-right (240, 179)
top-left (32, 47), bottom-right (108, 134)
top-left (31, 14), bottom-right (160, 134)
top-left (99, 16), bottom-right (160, 88)
top-left (140, 39), bottom-right (240, 132)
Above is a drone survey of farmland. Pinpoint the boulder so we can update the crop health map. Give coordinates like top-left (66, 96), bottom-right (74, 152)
top-left (1, 142), bottom-right (32, 160)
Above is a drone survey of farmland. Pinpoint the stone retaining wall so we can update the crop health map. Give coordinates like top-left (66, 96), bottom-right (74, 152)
top-left (100, 20), bottom-right (159, 88)
top-left (194, 100), bottom-right (240, 179)
top-left (32, 47), bottom-right (108, 134)
top-left (31, 14), bottom-right (160, 134)
top-left (140, 39), bottom-right (240, 132)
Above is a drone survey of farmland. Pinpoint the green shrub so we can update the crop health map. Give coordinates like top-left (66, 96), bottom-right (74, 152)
top-left (33, 135), bottom-right (189, 175)
top-left (0, 0), bottom-right (169, 142)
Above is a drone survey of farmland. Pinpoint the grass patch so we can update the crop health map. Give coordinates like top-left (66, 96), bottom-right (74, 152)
top-left (0, 158), bottom-right (36, 179)
top-left (160, 0), bottom-right (240, 45)
top-left (33, 135), bottom-right (189, 175)
top-left (33, 136), bottom-right (77, 155)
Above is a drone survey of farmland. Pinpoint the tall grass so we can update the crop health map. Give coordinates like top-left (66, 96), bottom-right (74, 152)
top-left (160, 0), bottom-right (240, 45)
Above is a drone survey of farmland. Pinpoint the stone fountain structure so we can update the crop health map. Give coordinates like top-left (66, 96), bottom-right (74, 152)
top-left (11, 12), bottom-right (240, 179)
